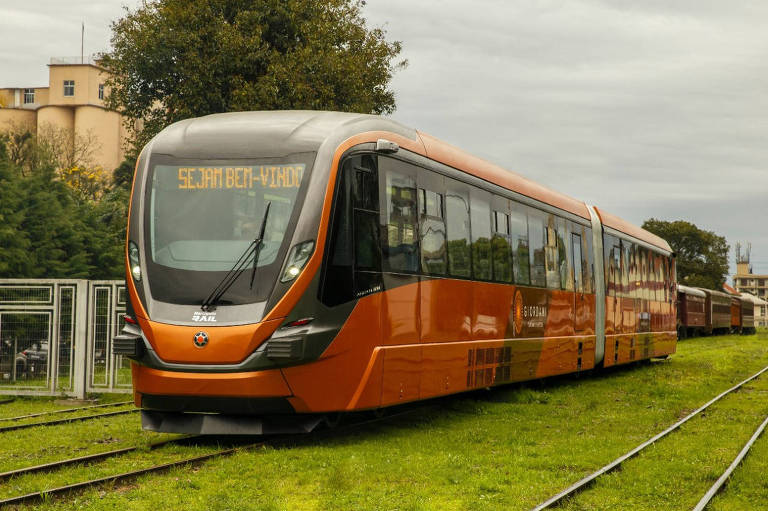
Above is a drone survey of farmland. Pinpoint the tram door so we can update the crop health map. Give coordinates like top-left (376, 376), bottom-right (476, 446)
top-left (572, 233), bottom-right (585, 332)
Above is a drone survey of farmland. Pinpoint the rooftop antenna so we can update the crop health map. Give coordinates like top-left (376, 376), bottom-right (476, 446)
top-left (81, 21), bottom-right (84, 64)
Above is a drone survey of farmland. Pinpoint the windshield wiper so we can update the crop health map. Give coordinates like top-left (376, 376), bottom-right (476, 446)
top-left (250, 202), bottom-right (270, 290)
top-left (200, 202), bottom-right (271, 311)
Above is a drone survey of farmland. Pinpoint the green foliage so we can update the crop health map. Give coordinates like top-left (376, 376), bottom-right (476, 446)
top-left (102, 0), bottom-right (407, 150)
top-left (0, 159), bottom-right (31, 276)
top-left (642, 218), bottom-right (729, 289)
top-left (0, 153), bottom-right (127, 280)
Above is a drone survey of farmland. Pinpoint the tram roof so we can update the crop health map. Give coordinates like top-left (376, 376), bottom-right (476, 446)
top-left (152, 110), bottom-right (673, 240)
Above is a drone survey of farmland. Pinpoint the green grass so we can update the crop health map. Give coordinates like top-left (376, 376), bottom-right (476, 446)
top-left (1, 332), bottom-right (768, 510)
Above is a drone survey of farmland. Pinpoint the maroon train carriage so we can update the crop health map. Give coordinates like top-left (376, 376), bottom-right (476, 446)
top-left (697, 288), bottom-right (732, 335)
top-left (730, 295), bottom-right (742, 334)
top-left (677, 285), bottom-right (706, 339)
top-left (739, 294), bottom-right (756, 335)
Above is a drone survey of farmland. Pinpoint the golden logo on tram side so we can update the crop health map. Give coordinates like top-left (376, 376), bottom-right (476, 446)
top-left (513, 290), bottom-right (524, 336)
top-left (176, 164), bottom-right (304, 190)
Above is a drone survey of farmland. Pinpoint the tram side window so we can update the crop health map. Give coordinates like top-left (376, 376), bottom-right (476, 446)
top-left (628, 243), bottom-right (637, 299)
top-left (620, 240), bottom-right (630, 298)
top-left (322, 154), bottom-right (378, 307)
top-left (604, 234), bottom-right (617, 297)
top-left (492, 208), bottom-right (512, 283)
top-left (470, 189), bottom-right (492, 281)
top-left (353, 154), bottom-right (380, 273)
top-left (572, 232), bottom-right (583, 293)
top-left (510, 206), bottom-right (530, 285)
top-left (638, 246), bottom-right (648, 301)
top-left (528, 208), bottom-right (546, 287)
top-left (583, 226), bottom-right (594, 294)
top-left (445, 181), bottom-right (471, 277)
top-left (419, 186), bottom-right (447, 275)
top-left (545, 214), bottom-right (560, 290)
top-left (558, 217), bottom-right (572, 291)
top-left (380, 159), bottom-right (419, 273)
top-left (654, 254), bottom-right (666, 302)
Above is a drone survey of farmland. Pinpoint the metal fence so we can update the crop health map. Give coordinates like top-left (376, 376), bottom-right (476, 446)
top-left (0, 279), bottom-right (128, 398)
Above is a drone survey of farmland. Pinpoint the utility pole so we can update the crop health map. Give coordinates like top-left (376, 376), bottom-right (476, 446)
top-left (81, 21), bottom-right (84, 64)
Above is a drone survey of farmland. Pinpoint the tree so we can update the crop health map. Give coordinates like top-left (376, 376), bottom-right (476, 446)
top-left (642, 219), bottom-right (729, 289)
top-left (101, 0), bottom-right (406, 150)
top-left (0, 158), bottom-right (31, 276)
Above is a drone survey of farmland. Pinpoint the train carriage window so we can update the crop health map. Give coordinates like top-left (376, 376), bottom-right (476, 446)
top-left (418, 176), bottom-right (447, 275)
top-left (528, 208), bottom-right (547, 287)
top-left (380, 157), bottom-right (419, 273)
top-left (354, 158), bottom-right (379, 211)
top-left (545, 214), bottom-right (560, 290)
top-left (639, 246), bottom-right (649, 301)
top-left (492, 200), bottom-right (512, 283)
top-left (445, 180), bottom-right (472, 278)
top-left (322, 153), bottom-right (380, 306)
top-left (583, 227), bottom-right (594, 294)
top-left (354, 210), bottom-right (380, 271)
top-left (572, 233), bottom-right (583, 293)
top-left (604, 234), bottom-right (617, 297)
top-left (655, 253), bottom-right (663, 302)
top-left (620, 240), bottom-right (630, 298)
top-left (559, 218), bottom-right (572, 291)
top-left (495, 211), bottom-right (509, 235)
top-left (629, 244), bottom-right (637, 299)
top-left (510, 206), bottom-right (530, 285)
top-left (612, 240), bottom-right (621, 297)
top-left (470, 189), bottom-right (492, 281)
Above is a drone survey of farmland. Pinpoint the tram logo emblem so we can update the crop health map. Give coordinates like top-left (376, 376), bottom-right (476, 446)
top-left (193, 331), bottom-right (209, 348)
top-left (513, 290), bottom-right (524, 336)
top-left (192, 311), bottom-right (217, 322)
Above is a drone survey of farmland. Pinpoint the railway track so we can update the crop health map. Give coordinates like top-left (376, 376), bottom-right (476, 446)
top-left (531, 364), bottom-right (768, 511)
top-left (0, 409), bottom-right (138, 434)
top-left (0, 407), bottom-right (423, 507)
top-left (0, 400), bottom-right (132, 423)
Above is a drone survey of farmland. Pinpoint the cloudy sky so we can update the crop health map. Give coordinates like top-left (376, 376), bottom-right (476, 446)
top-left (2, 1), bottom-right (767, 275)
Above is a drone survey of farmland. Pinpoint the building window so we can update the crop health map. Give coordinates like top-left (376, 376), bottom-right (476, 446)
top-left (23, 88), bottom-right (35, 104)
top-left (64, 80), bottom-right (75, 97)
top-left (98, 84), bottom-right (104, 100)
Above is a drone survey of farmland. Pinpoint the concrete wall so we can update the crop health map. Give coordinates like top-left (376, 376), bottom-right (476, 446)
top-left (75, 105), bottom-right (122, 171)
top-left (37, 105), bottom-right (75, 133)
top-left (0, 108), bottom-right (36, 131)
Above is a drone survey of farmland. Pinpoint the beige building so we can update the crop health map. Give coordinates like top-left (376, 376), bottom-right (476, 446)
top-left (733, 261), bottom-right (768, 301)
top-left (733, 256), bottom-right (768, 327)
top-left (0, 56), bottom-right (127, 171)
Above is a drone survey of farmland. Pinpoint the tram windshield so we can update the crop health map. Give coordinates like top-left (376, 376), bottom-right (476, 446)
top-left (144, 156), bottom-right (312, 305)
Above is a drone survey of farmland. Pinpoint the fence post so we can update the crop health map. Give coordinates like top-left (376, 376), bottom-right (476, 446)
top-left (72, 280), bottom-right (89, 399)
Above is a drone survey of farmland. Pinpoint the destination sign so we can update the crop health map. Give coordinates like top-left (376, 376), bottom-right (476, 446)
top-left (177, 164), bottom-right (305, 190)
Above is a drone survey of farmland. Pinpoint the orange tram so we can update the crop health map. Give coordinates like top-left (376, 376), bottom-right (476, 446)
top-left (115, 111), bottom-right (677, 434)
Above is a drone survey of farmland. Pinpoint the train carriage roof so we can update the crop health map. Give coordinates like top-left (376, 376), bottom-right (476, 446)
top-left (678, 285), bottom-right (706, 297)
top-left (696, 287), bottom-right (733, 300)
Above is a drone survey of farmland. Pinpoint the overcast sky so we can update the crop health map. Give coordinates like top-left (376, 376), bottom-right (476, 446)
top-left (2, 1), bottom-right (766, 275)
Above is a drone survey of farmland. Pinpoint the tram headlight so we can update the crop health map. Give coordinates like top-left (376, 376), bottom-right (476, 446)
top-left (280, 240), bottom-right (315, 282)
top-left (129, 241), bottom-right (141, 282)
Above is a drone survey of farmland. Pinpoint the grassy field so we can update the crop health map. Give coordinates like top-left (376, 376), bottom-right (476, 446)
top-left (1, 331), bottom-right (767, 510)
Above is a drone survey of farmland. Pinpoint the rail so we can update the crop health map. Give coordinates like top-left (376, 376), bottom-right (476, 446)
top-left (531, 364), bottom-right (768, 510)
